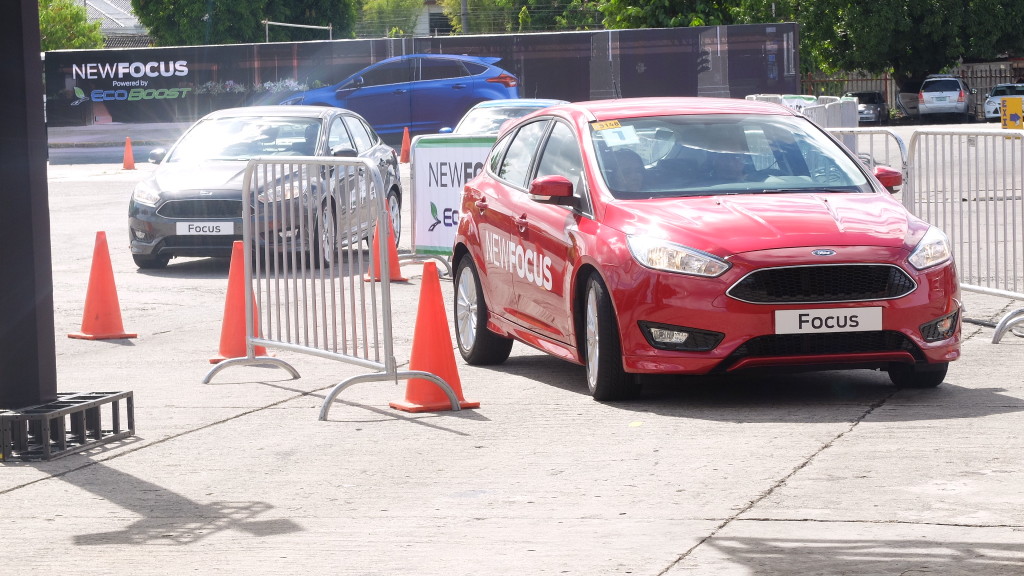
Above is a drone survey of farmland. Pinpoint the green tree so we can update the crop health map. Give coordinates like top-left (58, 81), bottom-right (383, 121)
top-left (357, 0), bottom-right (422, 37)
top-left (599, 0), bottom-right (734, 29)
top-left (132, 0), bottom-right (356, 46)
top-left (439, 0), bottom-right (600, 33)
top-left (791, 0), bottom-right (1024, 89)
top-left (38, 0), bottom-right (104, 51)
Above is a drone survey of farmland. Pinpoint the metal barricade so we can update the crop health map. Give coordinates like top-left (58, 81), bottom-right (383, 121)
top-left (904, 128), bottom-right (1024, 342)
top-left (827, 127), bottom-right (908, 179)
top-left (203, 157), bottom-right (462, 417)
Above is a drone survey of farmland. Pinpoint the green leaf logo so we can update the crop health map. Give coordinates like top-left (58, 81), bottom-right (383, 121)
top-left (427, 201), bottom-right (442, 231)
top-left (73, 87), bottom-right (85, 98)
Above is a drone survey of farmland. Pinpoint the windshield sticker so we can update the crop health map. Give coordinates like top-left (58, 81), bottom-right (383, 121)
top-left (592, 120), bottom-right (621, 130)
top-left (599, 125), bottom-right (639, 146)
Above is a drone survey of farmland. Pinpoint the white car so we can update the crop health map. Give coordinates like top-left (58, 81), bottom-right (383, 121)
top-left (918, 75), bottom-right (976, 122)
top-left (983, 83), bottom-right (1024, 121)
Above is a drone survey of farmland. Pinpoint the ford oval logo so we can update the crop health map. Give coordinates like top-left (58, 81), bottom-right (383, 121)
top-left (812, 249), bottom-right (836, 256)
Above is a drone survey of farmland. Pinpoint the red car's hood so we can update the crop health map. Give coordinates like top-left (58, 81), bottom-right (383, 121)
top-left (608, 193), bottom-right (919, 255)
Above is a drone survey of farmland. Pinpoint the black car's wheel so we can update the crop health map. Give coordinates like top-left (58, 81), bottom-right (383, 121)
top-left (386, 188), bottom-right (402, 247)
top-left (315, 199), bottom-right (338, 267)
top-left (888, 362), bottom-right (948, 388)
top-left (133, 253), bottom-right (170, 270)
top-left (454, 257), bottom-right (513, 365)
top-left (583, 275), bottom-right (641, 401)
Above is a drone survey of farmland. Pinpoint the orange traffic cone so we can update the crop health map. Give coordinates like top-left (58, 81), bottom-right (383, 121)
top-left (364, 219), bottom-right (408, 282)
top-left (69, 231), bottom-right (137, 340)
top-left (399, 127), bottom-right (410, 164)
top-left (210, 241), bottom-right (268, 363)
top-left (390, 261), bottom-right (478, 413)
top-left (122, 137), bottom-right (135, 170)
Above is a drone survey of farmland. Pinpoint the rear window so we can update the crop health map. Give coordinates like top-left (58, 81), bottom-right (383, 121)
top-left (922, 80), bottom-right (962, 92)
top-left (849, 92), bottom-right (882, 104)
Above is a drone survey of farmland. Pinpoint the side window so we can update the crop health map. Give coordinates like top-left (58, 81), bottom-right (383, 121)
top-left (360, 60), bottom-right (414, 87)
top-left (488, 132), bottom-right (513, 174)
top-left (497, 120), bottom-right (550, 188)
top-left (328, 118), bottom-right (353, 151)
top-left (343, 116), bottom-right (373, 153)
top-left (535, 121), bottom-right (584, 195)
top-left (420, 58), bottom-right (468, 81)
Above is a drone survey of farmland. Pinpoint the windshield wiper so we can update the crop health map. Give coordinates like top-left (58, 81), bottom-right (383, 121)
top-left (758, 188), bottom-right (858, 194)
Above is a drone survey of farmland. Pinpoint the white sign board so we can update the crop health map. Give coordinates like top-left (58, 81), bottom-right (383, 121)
top-left (410, 134), bottom-right (496, 255)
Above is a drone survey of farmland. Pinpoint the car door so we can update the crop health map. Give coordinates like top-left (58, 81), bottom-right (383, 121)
top-left (342, 114), bottom-right (392, 235)
top-left (509, 119), bottom-right (586, 343)
top-left (468, 118), bottom-right (550, 320)
top-left (335, 58), bottom-right (414, 136)
top-left (410, 57), bottom-right (474, 134)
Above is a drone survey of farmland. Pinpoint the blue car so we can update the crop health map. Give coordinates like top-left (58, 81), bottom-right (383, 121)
top-left (280, 54), bottom-right (520, 140)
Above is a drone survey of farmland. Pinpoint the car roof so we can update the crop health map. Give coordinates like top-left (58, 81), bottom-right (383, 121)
top-left (201, 105), bottom-right (347, 121)
top-left (546, 97), bottom-right (797, 121)
top-left (469, 98), bottom-right (568, 109)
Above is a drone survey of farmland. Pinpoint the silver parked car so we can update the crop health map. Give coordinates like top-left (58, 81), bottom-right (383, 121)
top-left (128, 106), bottom-right (402, 269)
top-left (917, 75), bottom-right (976, 122)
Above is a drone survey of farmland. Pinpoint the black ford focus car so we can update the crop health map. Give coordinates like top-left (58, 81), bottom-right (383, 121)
top-left (128, 105), bottom-right (402, 269)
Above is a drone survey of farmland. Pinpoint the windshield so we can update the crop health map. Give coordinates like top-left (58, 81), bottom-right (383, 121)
top-left (455, 106), bottom-right (547, 134)
top-left (167, 116), bottom-right (322, 162)
top-left (591, 114), bottom-right (871, 199)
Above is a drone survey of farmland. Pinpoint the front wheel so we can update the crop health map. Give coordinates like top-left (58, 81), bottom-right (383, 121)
top-left (454, 257), bottom-right (513, 364)
top-left (583, 276), bottom-right (641, 401)
top-left (314, 199), bottom-right (338, 267)
top-left (888, 362), bottom-right (948, 388)
top-left (386, 188), bottom-right (401, 247)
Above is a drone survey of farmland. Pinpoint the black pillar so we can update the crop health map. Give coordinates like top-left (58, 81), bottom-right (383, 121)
top-left (0, 0), bottom-right (58, 408)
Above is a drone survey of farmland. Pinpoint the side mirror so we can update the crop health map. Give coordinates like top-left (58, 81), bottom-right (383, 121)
top-left (873, 165), bottom-right (903, 194)
top-left (331, 146), bottom-right (358, 158)
top-left (530, 175), bottom-right (578, 207)
top-left (148, 148), bottom-right (166, 164)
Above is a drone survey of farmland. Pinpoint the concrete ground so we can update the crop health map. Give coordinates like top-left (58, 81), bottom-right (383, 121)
top-left (1, 128), bottom-right (1022, 574)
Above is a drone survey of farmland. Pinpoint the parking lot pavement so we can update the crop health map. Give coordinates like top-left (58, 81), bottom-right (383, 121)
top-left (1, 162), bottom-right (1022, 574)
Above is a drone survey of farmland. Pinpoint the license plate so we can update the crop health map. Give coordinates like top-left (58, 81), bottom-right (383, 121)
top-left (934, 96), bottom-right (948, 102)
top-left (775, 307), bottom-right (881, 334)
top-left (176, 222), bottom-right (234, 235)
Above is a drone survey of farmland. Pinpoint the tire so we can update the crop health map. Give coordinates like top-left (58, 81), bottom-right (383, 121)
top-left (583, 275), bottom-right (641, 401)
top-left (386, 188), bottom-right (402, 247)
top-left (314, 199), bottom-right (338, 267)
top-left (454, 257), bottom-right (513, 365)
top-left (888, 362), bottom-right (948, 388)
top-left (133, 253), bottom-right (169, 269)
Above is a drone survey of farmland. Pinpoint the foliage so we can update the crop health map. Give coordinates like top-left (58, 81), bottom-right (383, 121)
top-left (438, 0), bottom-right (600, 34)
top-left (600, 0), bottom-right (734, 29)
top-left (38, 0), bottom-right (104, 51)
top-left (797, 0), bottom-right (1024, 90)
top-left (131, 0), bottom-right (356, 46)
top-left (357, 0), bottom-right (422, 37)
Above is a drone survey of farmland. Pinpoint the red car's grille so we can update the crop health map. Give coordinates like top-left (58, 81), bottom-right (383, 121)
top-left (726, 331), bottom-right (924, 363)
top-left (157, 199), bottom-right (242, 219)
top-left (727, 264), bottom-right (915, 304)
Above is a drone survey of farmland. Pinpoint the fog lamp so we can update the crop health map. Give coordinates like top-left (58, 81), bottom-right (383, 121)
top-left (638, 321), bottom-right (724, 351)
top-left (920, 309), bottom-right (959, 342)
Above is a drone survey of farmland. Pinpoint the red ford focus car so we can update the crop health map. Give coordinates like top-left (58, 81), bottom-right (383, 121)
top-left (451, 97), bottom-right (961, 400)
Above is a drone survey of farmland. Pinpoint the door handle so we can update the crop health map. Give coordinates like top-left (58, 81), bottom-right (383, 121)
top-left (516, 214), bottom-right (528, 232)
